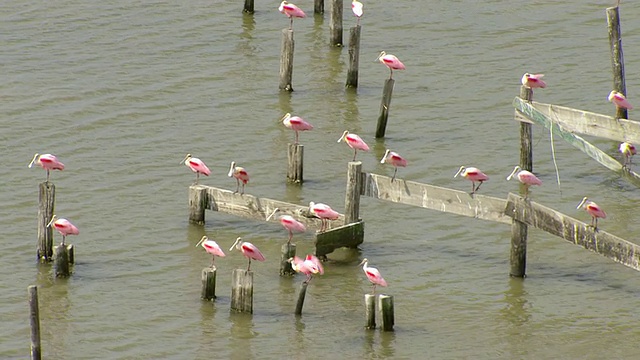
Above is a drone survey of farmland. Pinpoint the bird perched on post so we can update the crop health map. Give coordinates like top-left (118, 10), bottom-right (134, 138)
top-left (266, 208), bottom-right (306, 244)
top-left (279, 1), bottom-right (306, 30)
top-left (521, 73), bottom-right (546, 89)
top-left (608, 90), bottom-right (633, 111)
top-left (228, 161), bottom-right (249, 194)
top-left (337, 130), bottom-right (370, 161)
top-left (47, 215), bottom-right (79, 246)
top-left (619, 142), bottom-right (636, 169)
top-left (352, 0), bottom-right (363, 26)
top-left (180, 154), bottom-right (210, 185)
top-left (358, 258), bottom-right (387, 295)
top-left (380, 149), bottom-right (408, 182)
top-left (376, 51), bottom-right (405, 79)
top-left (289, 254), bottom-right (324, 283)
top-left (576, 197), bottom-right (607, 231)
top-left (229, 237), bottom-right (265, 271)
top-left (454, 166), bottom-right (489, 195)
top-left (281, 113), bottom-right (313, 144)
top-left (196, 235), bottom-right (225, 268)
top-left (28, 153), bottom-right (65, 182)
top-left (506, 166), bottom-right (542, 199)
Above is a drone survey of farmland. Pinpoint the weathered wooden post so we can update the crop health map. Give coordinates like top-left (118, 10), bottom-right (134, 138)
top-left (231, 269), bottom-right (253, 313)
top-left (67, 244), bottom-right (75, 265)
top-left (280, 242), bottom-right (297, 276)
top-left (314, 0), bottom-right (324, 14)
top-left (345, 25), bottom-right (361, 88)
top-left (201, 267), bottom-right (217, 300)
top-left (378, 294), bottom-right (394, 331)
top-left (189, 185), bottom-right (206, 224)
top-left (287, 144), bottom-right (304, 183)
top-left (54, 244), bottom-right (72, 277)
top-left (329, 0), bottom-right (343, 46)
top-left (28, 285), bottom-right (42, 360)
top-left (294, 282), bottom-right (308, 315)
top-left (280, 29), bottom-right (295, 91)
top-left (243, 0), bottom-right (254, 13)
top-left (607, 5), bottom-right (627, 119)
top-left (375, 79), bottom-right (395, 138)
top-left (364, 293), bottom-right (375, 329)
top-left (344, 161), bottom-right (362, 224)
top-left (37, 182), bottom-right (55, 261)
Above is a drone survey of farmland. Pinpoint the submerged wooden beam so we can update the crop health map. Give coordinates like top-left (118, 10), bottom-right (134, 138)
top-left (315, 221), bottom-right (364, 257)
top-left (504, 193), bottom-right (640, 271)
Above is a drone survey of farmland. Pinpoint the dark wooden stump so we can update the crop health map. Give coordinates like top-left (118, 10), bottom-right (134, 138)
top-left (201, 267), bottom-right (217, 300)
top-left (231, 269), bottom-right (253, 313)
top-left (375, 79), bottom-right (395, 138)
top-left (345, 25), bottom-right (361, 88)
top-left (28, 285), bottom-right (42, 360)
top-left (378, 294), bottom-right (394, 331)
top-left (189, 185), bottom-right (206, 225)
top-left (287, 144), bottom-right (304, 183)
top-left (279, 29), bottom-right (295, 91)
top-left (243, 0), bottom-right (254, 13)
top-left (280, 242), bottom-right (297, 276)
top-left (54, 244), bottom-right (71, 278)
top-left (364, 293), bottom-right (375, 329)
top-left (607, 5), bottom-right (627, 120)
top-left (295, 282), bottom-right (308, 315)
top-left (329, 0), bottom-right (343, 46)
top-left (37, 182), bottom-right (55, 262)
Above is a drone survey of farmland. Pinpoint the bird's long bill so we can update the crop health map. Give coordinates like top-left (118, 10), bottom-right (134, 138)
top-left (229, 237), bottom-right (242, 251)
top-left (576, 197), bottom-right (588, 209)
top-left (380, 149), bottom-right (390, 164)
top-left (357, 258), bottom-right (368, 267)
top-left (195, 235), bottom-right (208, 248)
top-left (266, 208), bottom-right (280, 222)
top-left (46, 215), bottom-right (57, 227)
top-left (506, 166), bottom-right (520, 181)
top-left (280, 113), bottom-right (291, 122)
top-left (28, 153), bottom-right (39, 168)
top-left (337, 130), bottom-right (348, 143)
top-left (453, 166), bottom-right (465, 178)
top-left (228, 162), bottom-right (235, 177)
top-left (375, 51), bottom-right (385, 62)
top-left (180, 154), bottom-right (190, 165)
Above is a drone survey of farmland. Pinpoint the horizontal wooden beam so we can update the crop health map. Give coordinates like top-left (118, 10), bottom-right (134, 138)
top-left (504, 193), bottom-right (640, 271)
top-left (362, 173), bottom-right (511, 224)
top-left (315, 221), bottom-right (364, 257)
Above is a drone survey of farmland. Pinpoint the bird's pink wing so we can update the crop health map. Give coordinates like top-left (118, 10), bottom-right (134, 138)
top-left (586, 204), bottom-right (607, 219)
top-left (189, 159), bottom-right (211, 176)
top-left (282, 216), bottom-right (306, 232)
top-left (242, 243), bottom-right (266, 261)
top-left (204, 241), bottom-right (226, 257)
top-left (613, 94), bottom-right (633, 110)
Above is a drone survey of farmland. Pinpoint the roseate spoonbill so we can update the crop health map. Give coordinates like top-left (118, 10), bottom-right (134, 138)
top-left (196, 235), bottom-right (225, 268)
top-left (28, 153), bottom-right (64, 182)
top-left (352, 0), bottom-right (363, 26)
top-left (47, 215), bottom-right (79, 246)
top-left (576, 197), bottom-right (607, 230)
top-left (289, 254), bottom-right (323, 283)
top-left (358, 258), bottom-right (387, 295)
top-left (521, 73), bottom-right (546, 89)
top-left (380, 149), bottom-right (408, 182)
top-left (376, 51), bottom-right (405, 79)
top-left (266, 208), bottom-right (306, 244)
top-left (281, 113), bottom-right (313, 144)
top-left (279, 1), bottom-right (306, 30)
top-left (228, 161), bottom-right (249, 194)
top-left (619, 142), bottom-right (637, 169)
top-left (309, 201), bottom-right (340, 232)
top-left (229, 237), bottom-right (265, 271)
top-left (180, 154), bottom-right (211, 185)
top-left (506, 166), bottom-right (542, 199)
top-left (608, 90), bottom-right (633, 110)
top-left (337, 130), bottom-right (370, 161)
top-left (454, 166), bottom-right (489, 194)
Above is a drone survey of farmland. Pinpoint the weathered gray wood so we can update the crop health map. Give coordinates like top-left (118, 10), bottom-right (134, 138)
top-left (243, 0), bottom-right (254, 13)
top-left (314, 0), bottom-right (324, 14)
top-left (345, 25), bottom-right (361, 88)
top-left (67, 244), bottom-right (74, 265)
top-left (510, 217), bottom-right (528, 278)
top-left (607, 6), bottom-right (627, 120)
top-left (518, 86), bottom-right (534, 172)
top-left (54, 244), bottom-right (70, 278)
top-left (295, 282), bottom-right (308, 315)
top-left (189, 185), bottom-right (206, 224)
top-left (287, 143), bottom-right (304, 183)
top-left (280, 242), bottom-right (297, 276)
top-left (315, 221), bottom-right (364, 257)
top-left (363, 173), bottom-right (511, 224)
top-left (28, 285), bottom-right (41, 360)
top-left (329, 0), bottom-right (343, 46)
top-left (37, 182), bottom-right (55, 262)
top-left (231, 269), bottom-right (253, 313)
top-left (504, 193), bottom-right (640, 271)
top-left (364, 294), bottom-right (375, 329)
top-left (375, 79), bottom-right (395, 138)
top-left (378, 294), bottom-right (394, 331)
top-left (201, 267), bottom-right (217, 300)
top-left (344, 161), bottom-right (363, 224)
top-left (279, 29), bottom-right (295, 91)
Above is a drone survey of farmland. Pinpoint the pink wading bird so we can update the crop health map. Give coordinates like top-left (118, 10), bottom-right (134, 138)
top-left (196, 235), bottom-right (225, 268)
top-left (608, 90), bottom-right (633, 111)
top-left (229, 237), bottom-right (265, 271)
top-left (180, 154), bottom-right (211, 185)
top-left (337, 130), bottom-right (370, 161)
top-left (521, 73), bottom-right (546, 89)
top-left (279, 1), bottom-right (306, 30)
top-left (376, 51), bottom-right (405, 79)
top-left (266, 208), bottom-right (306, 244)
top-left (506, 165), bottom-right (542, 199)
top-left (380, 149), bottom-right (408, 182)
top-left (352, 0), bottom-right (363, 26)
top-left (28, 153), bottom-right (65, 182)
top-left (281, 113), bottom-right (313, 144)
top-left (47, 215), bottom-right (79, 246)
top-left (309, 201), bottom-right (340, 232)
top-left (228, 161), bottom-right (249, 194)
top-left (619, 142), bottom-right (637, 169)
top-left (289, 254), bottom-right (324, 283)
top-left (358, 258), bottom-right (387, 295)
top-left (454, 166), bottom-right (489, 195)
top-left (576, 197), bottom-right (607, 230)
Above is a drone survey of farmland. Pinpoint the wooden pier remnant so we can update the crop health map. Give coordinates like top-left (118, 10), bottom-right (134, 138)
top-left (315, 220), bottom-right (364, 258)
top-left (37, 182), bottom-right (55, 261)
top-left (188, 185), bottom-right (206, 225)
top-left (345, 25), bottom-right (362, 88)
top-left (314, 0), bottom-right (324, 14)
top-left (243, 0), bottom-right (254, 13)
top-left (364, 293), bottom-right (376, 329)
top-left (375, 79), bottom-right (395, 138)
top-left (344, 161), bottom-right (363, 224)
top-left (279, 29), bottom-right (295, 91)
top-left (280, 242), bottom-right (297, 275)
top-left (607, 5), bottom-right (627, 119)
top-left (28, 285), bottom-right (42, 360)
top-left (54, 244), bottom-right (72, 277)
top-left (329, 0), bottom-right (343, 46)
top-left (201, 267), bottom-right (218, 300)
top-left (287, 143), bottom-right (304, 183)
top-left (294, 282), bottom-right (308, 315)
top-left (231, 269), bottom-right (254, 313)
top-left (378, 294), bottom-right (394, 331)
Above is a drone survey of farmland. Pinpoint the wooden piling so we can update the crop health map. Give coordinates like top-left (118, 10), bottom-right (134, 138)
top-left (364, 293), bottom-right (376, 329)
top-left (329, 0), bottom-right (343, 46)
top-left (315, 220), bottom-right (364, 258)
top-left (243, 0), bottom-right (254, 13)
top-left (314, 0), bottom-right (324, 14)
top-left (189, 185), bottom-right (206, 225)
top-left (67, 244), bottom-right (74, 265)
top-left (231, 269), bottom-right (253, 313)
top-left (201, 267), bottom-right (217, 300)
top-left (378, 294), bottom-right (394, 331)
top-left (280, 242), bottom-right (297, 276)
top-left (607, 5), bottom-right (627, 119)
top-left (279, 29), bottom-right (295, 92)
top-left (344, 161), bottom-right (363, 224)
top-left (294, 282), bottom-right (308, 315)
top-left (345, 25), bottom-right (362, 88)
top-left (54, 243), bottom-right (71, 277)
top-left (519, 86), bottom-right (533, 172)
top-left (375, 79), bottom-right (395, 138)
top-left (28, 285), bottom-right (41, 360)
top-left (287, 144), bottom-right (304, 183)
top-left (37, 182), bottom-right (55, 261)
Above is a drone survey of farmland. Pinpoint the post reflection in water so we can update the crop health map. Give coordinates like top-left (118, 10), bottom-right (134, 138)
top-left (501, 277), bottom-right (533, 359)
top-left (229, 312), bottom-right (256, 359)
top-left (363, 327), bottom-right (397, 358)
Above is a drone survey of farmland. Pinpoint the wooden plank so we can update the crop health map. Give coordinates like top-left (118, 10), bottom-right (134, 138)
top-left (504, 193), bottom-right (640, 271)
top-left (315, 221), bottom-right (364, 257)
top-left (363, 173), bottom-right (510, 224)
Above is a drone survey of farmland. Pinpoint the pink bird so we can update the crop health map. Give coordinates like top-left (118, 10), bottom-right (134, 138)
top-left (196, 235), bottom-right (225, 268)
top-left (376, 51), bottom-right (405, 79)
top-left (229, 237), bottom-right (265, 271)
top-left (358, 258), bottom-right (387, 295)
top-left (454, 166), bottom-right (489, 195)
top-left (266, 208), bottom-right (306, 244)
top-left (337, 130), bottom-right (370, 161)
top-left (281, 113), bottom-right (313, 144)
top-left (352, 0), bottom-right (363, 26)
top-left (608, 90), bottom-right (633, 110)
top-left (181, 154), bottom-right (211, 185)
top-left (47, 215), bottom-right (79, 246)
top-left (506, 166), bottom-right (542, 199)
top-left (577, 197), bottom-right (607, 230)
top-left (279, 1), bottom-right (306, 30)
top-left (380, 149), bottom-right (408, 182)
top-left (29, 153), bottom-right (65, 182)
top-left (289, 254), bottom-right (324, 283)
top-left (619, 142), bottom-right (636, 169)
top-left (228, 161), bottom-right (249, 194)
top-left (309, 201), bottom-right (340, 232)
top-left (521, 73), bottom-right (546, 89)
